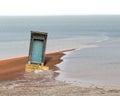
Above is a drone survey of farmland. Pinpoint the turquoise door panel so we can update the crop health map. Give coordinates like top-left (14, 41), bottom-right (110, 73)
top-left (28, 32), bottom-right (48, 65)
top-left (31, 39), bottom-right (43, 63)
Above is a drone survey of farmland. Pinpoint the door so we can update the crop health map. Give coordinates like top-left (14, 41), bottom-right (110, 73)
top-left (31, 39), bottom-right (44, 64)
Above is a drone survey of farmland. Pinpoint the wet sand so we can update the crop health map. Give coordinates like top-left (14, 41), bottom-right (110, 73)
top-left (1, 49), bottom-right (120, 96)
top-left (0, 49), bottom-right (73, 81)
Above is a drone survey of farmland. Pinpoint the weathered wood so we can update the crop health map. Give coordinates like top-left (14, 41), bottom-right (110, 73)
top-left (28, 31), bottom-right (48, 65)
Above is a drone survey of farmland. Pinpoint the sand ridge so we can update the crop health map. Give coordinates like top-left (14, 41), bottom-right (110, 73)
top-left (0, 49), bottom-right (74, 81)
top-left (1, 49), bottom-right (120, 96)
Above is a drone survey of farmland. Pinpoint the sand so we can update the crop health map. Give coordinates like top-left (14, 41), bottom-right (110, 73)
top-left (0, 49), bottom-right (69, 81)
top-left (0, 49), bottom-right (120, 96)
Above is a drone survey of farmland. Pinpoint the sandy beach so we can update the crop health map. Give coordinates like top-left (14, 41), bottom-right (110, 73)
top-left (0, 49), bottom-right (120, 96)
top-left (0, 49), bottom-right (70, 81)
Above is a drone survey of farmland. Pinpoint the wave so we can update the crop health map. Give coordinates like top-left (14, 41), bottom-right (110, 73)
top-left (96, 34), bottom-right (109, 43)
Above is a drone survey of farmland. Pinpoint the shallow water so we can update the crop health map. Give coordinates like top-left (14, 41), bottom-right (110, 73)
top-left (56, 39), bottom-right (120, 86)
top-left (0, 16), bottom-right (120, 86)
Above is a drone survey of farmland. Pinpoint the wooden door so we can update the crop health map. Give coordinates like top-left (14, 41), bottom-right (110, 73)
top-left (31, 39), bottom-right (43, 64)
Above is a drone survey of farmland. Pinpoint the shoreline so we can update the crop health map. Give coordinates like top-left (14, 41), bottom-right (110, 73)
top-left (0, 49), bottom-right (75, 81)
top-left (1, 49), bottom-right (120, 95)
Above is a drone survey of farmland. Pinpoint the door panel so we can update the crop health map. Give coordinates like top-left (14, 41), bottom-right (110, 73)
top-left (31, 39), bottom-right (43, 63)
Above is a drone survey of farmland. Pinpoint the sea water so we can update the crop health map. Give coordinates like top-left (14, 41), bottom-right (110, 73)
top-left (0, 15), bottom-right (120, 59)
top-left (0, 15), bottom-right (120, 85)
